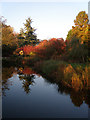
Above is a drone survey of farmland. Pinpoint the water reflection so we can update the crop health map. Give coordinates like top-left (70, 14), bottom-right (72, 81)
top-left (19, 74), bottom-right (35, 94)
top-left (18, 67), bottom-right (36, 94)
top-left (2, 67), bottom-right (16, 96)
top-left (44, 76), bottom-right (90, 108)
top-left (2, 66), bottom-right (90, 108)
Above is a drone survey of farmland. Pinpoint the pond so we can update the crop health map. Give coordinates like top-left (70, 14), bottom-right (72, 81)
top-left (2, 66), bottom-right (89, 118)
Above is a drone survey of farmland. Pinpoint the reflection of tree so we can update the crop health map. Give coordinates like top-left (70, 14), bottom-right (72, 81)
top-left (18, 67), bottom-right (36, 94)
top-left (58, 83), bottom-right (90, 108)
top-left (2, 65), bottom-right (90, 108)
top-left (19, 74), bottom-right (35, 94)
top-left (84, 90), bottom-right (90, 108)
top-left (70, 91), bottom-right (83, 107)
top-left (2, 67), bottom-right (15, 96)
top-left (2, 66), bottom-right (36, 95)
top-left (0, 74), bottom-right (1, 96)
top-left (57, 83), bottom-right (71, 95)
top-left (44, 75), bottom-right (90, 108)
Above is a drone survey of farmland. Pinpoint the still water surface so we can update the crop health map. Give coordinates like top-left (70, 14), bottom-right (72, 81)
top-left (2, 66), bottom-right (88, 118)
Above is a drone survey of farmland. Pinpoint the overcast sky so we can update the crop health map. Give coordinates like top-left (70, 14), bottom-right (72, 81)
top-left (0, 1), bottom-right (88, 40)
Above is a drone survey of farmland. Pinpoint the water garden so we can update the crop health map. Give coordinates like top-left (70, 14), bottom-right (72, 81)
top-left (1, 11), bottom-right (90, 118)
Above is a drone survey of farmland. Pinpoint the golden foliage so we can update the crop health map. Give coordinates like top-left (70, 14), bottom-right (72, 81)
top-left (72, 73), bottom-right (83, 91)
top-left (63, 64), bottom-right (90, 91)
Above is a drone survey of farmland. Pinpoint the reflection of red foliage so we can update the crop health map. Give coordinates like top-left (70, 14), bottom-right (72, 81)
top-left (22, 67), bottom-right (35, 75)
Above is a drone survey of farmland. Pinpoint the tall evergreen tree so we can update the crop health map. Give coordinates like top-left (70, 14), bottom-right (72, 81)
top-left (18, 17), bottom-right (39, 46)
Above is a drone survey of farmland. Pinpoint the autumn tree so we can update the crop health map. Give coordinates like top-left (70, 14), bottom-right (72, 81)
top-left (66, 11), bottom-right (89, 44)
top-left (66, 29), bottom-right (73, 41)
top-left (18, 17), bottom-right (39, 46)
top-left (66, 11), bottom-right (89, 62)
top-left (2, 25), bottom-right (17, 46)
top-left (1, 17), bottom-right (18, 57)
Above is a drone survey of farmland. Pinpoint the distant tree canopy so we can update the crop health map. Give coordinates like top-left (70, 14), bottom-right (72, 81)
top-left (18, 17), bottom-right (39, 46)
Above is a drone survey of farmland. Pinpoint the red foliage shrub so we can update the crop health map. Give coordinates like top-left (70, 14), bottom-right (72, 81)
top-left (34, 40), bottom-right (48, 58)
top-left (14, 38), bottom-right (66, 59)
top-left (49, 38), bottom-right (66, 54)
top-left (34, 38), bottom-right (66, 59)
top-left (23, 45), bottom-right (35, 55)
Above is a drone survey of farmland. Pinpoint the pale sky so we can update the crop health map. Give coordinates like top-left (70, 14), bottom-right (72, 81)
top-left (0, 1), bottom-right (88, 40)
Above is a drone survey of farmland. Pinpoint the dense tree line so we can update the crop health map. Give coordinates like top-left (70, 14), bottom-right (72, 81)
top-left (1, 11), bottom-right (89, 63)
